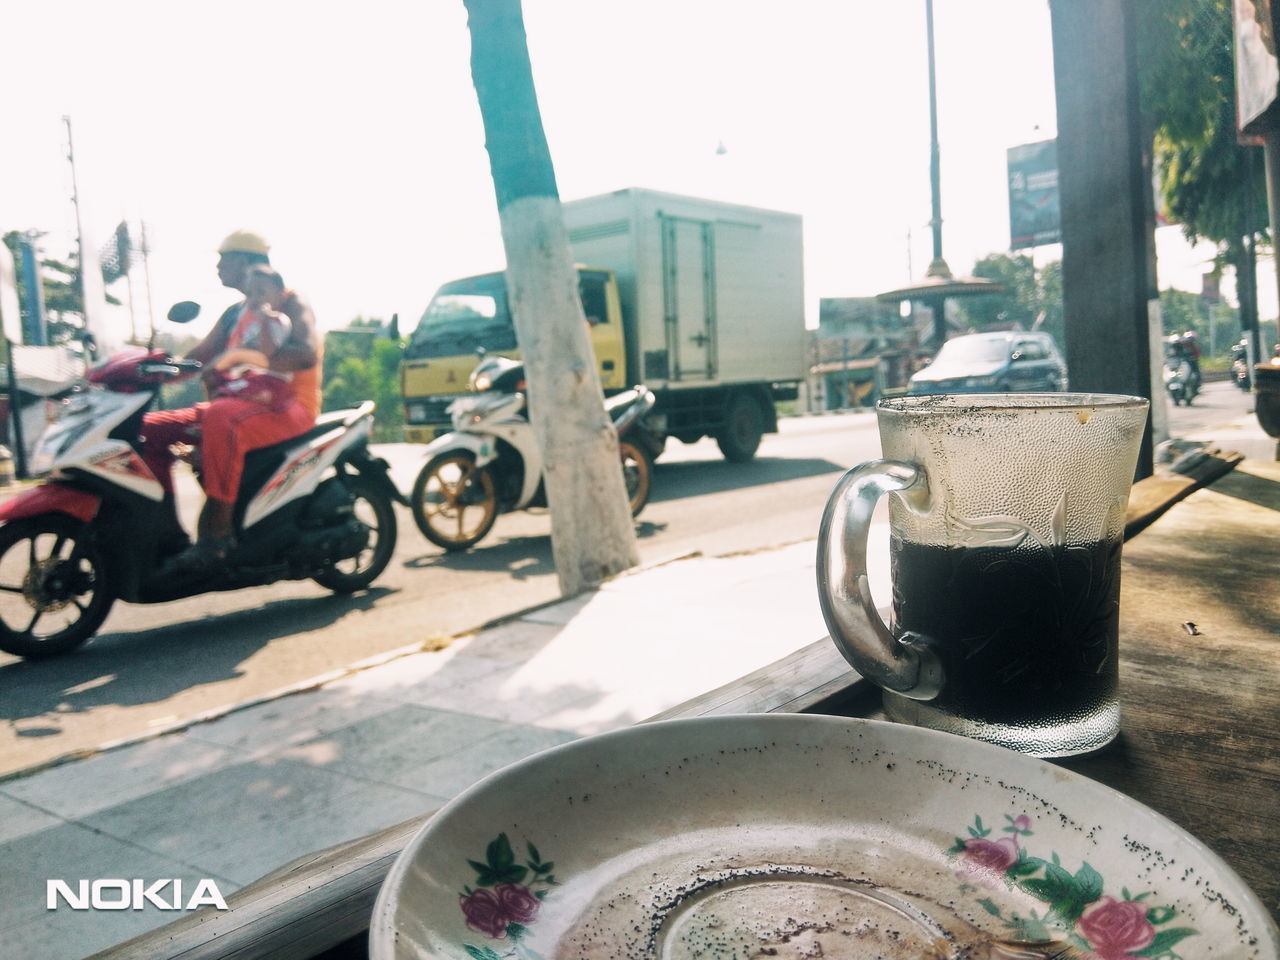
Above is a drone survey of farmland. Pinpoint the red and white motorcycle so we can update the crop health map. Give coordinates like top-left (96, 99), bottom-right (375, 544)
top-left (0, 302), bottom-right (403, 659)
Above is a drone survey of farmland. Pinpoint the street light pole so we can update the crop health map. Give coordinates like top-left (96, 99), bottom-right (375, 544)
top-left (926, 0), bottom-right (943, 264)
top-left (924, 0), bottom-right (950, 349)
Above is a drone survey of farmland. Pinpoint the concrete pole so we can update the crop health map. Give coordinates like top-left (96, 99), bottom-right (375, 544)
top-left (1050, 0), bottom-right (1156, 478)
top-left (1262, 131), bottom-right (1280, 362)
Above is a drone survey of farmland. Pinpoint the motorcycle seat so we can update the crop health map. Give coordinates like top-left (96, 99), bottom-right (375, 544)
top-left (236, 403), bottom-right (374, 507)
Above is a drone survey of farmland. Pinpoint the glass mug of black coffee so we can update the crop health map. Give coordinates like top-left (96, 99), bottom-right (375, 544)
top-left (816, 393), bottom-right (1150, 757)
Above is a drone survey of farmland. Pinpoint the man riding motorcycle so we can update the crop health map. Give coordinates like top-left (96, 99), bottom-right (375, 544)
top-left (1175, 330), bottom-right (1202, 393)
top-left (139, 230), bottom-right (323, 573)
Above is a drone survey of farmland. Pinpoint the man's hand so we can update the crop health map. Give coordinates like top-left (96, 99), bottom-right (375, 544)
top-left (271, 293), bottom-right (320, 372)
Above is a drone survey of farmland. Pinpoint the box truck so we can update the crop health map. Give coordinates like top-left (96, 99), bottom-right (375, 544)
top-left (401, 188), bottom-right (805, 462)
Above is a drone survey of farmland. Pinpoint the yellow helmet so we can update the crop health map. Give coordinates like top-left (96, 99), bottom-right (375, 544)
top-left (218, 230), bottom-right (271, 257)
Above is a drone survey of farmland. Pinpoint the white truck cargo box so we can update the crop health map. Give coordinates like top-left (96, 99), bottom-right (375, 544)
top-left (563, 188), bottom-right (805, 391)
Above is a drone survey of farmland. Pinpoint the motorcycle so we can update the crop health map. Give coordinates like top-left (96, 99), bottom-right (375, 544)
top-left (1163, 356), bottom-right (1196, 406)
top-left (1231, 339), bottom-right (1252, 391)
top-left (1163, 339), bottom-right (1198, 407)
top-left (409, 355), bottom-right (658, 551)
top-left (0, 302), bottom-right (404, 660)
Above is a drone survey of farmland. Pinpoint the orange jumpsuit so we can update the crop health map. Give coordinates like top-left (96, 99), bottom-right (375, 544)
top-left (140, 293), bottom-right (321, 504)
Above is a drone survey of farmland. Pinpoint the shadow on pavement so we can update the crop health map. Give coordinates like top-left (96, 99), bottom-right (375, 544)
top-left (649, 456), bottom-right (844, 504)
top-left (401, 522), bottom-right (669, 575)
top-left (0, 588), bottom-right (396, 730)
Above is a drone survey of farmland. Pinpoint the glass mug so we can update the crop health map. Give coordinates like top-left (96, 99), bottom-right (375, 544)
top-left (817, 394), bottom-right (1149, 757)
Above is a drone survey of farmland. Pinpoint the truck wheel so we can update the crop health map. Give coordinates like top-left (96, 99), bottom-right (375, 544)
top-left (0, 516), bottom-right (114, 659)
top-left (717, 393), bottom-right (764, 463)
top-left (619, 440), bottom-right (653, 516)
top-left (411, 451), bottom-right (498, 552)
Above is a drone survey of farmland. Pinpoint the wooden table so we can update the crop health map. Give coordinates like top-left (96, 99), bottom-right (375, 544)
top-left (93, 457), bottom-right (1280, 959)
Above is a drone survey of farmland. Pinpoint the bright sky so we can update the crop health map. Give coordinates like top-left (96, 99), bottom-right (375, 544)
top-left (0, 0), bottom-right (1234, 349)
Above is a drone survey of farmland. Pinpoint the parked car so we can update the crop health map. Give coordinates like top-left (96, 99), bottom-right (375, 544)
top-left (907, 331), bottom-right (1068, 395)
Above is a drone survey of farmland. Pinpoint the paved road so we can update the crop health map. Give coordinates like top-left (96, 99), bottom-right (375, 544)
top-left (0, 411), bottom-right (884, 776)
top-left (0, 385), bottom-right (1254, 776)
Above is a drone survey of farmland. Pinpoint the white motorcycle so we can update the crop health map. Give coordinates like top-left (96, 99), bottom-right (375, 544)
top-left (409, 355), bottom-right (657, 551)
top-left (0, 302), bottom-right (403, 659)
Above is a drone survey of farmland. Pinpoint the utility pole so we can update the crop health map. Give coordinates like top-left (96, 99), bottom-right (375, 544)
top-left (1049, 0), bottom-right (1156, 479)
top-left (924, 0), bottom-right (948, 348)
top-left (141, 221), bottom-right (156, 347)
top-left (64, 116), bottom-right (105, 348)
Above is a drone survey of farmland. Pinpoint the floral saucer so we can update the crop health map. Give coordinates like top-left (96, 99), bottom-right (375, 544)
top-left (371, 714), bottom-right (1279, 959)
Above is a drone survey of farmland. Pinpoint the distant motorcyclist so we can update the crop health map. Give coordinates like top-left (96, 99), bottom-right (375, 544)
top-left (139, 231), bottom-right (323, 574)
top-left (1166, 332), bottom-right (1201, 394)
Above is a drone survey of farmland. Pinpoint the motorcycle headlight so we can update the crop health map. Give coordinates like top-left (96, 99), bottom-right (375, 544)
top-left (471, 374), bottom-right (493, 393)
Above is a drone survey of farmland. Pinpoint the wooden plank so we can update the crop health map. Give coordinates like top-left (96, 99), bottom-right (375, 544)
top-left (1068, 460), bottom-right (1280, 916)
top-left (1124, 447), bottom-right (1244, 540)
top-left (647, 638), bottom-right (870, 721)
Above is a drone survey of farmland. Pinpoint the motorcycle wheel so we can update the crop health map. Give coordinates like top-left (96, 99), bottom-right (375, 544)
top-left (0, 516), bottom-right (114, 659)
top-left (311, 477), bottom-right (398, 593)
top-left (620, 439), bottom-right (653, 517)
top-left (411, 451), bottom-right (498, 552)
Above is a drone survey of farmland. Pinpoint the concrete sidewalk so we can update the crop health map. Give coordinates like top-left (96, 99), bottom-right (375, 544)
top-left (0, 404), bottom-right (1271, 960)
top-left (0, 539), bottom-right (844, 959)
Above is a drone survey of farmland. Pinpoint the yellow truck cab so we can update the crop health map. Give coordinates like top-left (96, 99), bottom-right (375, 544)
top-left (401, 268), bottom-right (626, 442)
top-left (401, 188), bottom-right (805, 462)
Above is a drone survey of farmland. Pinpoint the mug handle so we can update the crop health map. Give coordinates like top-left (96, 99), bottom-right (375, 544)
top-left (816, 459), bottom-right (944, 701)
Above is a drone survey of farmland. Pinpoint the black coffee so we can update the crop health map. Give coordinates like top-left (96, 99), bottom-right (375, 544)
top-left (890, 537), bottom-right (1122, 725)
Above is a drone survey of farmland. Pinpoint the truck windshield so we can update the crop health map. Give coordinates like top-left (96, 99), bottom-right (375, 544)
top-left (405, 273), bottom-right (517, 360)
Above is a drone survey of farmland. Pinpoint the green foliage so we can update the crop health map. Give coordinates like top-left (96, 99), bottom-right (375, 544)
top-left (1138, 0), bottom-right (1270, 251)
top-left (1160, 288), bottom-right (1204, 338)
top-left (961, 254), bottom-right (1040, 330)
top-left (1159, 287), bottom-right (1247, 356)
top-left (2, 230), bottom-right (120, 346)
top-left (322, 317), bottom-right (404, 441)
top-left (956, 253), bottom-right (1066, 351)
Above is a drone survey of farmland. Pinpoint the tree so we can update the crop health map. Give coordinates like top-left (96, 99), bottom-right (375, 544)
top-left (1137, 0), bottom-right (1269, 352)
top-left (958, 253), bottom-right (1042, 331)
top-left (322, 319), bottom-right (405, 442)
top-left (1, 231), bottom-right (118, 347)
top-left (1036, 259), bottom-right (1065, 349)
top-left (957, 253), bottom-right (1067, 350)
top-left (463, 0), bottom-right (639, 595)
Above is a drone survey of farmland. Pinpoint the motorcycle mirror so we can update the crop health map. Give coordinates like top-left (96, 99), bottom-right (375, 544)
top-left (167, 301), bottom-right (201, 324)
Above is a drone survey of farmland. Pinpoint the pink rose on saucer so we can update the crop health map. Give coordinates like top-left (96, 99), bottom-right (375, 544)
top-left (495, 883), bottom-right (540, 925)
top-left (460, 888), bottom-right (508, 939)
top-left (1078, 896), bottom-right (1156, 959)
top-left (957, 835), bottom-right (1020, 886)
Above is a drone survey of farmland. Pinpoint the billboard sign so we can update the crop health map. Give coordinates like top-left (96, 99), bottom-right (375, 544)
top-left (1234, 0), bottom-right (1280, 135)
top-left (1007, 139), bottom-right (1061, 249)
